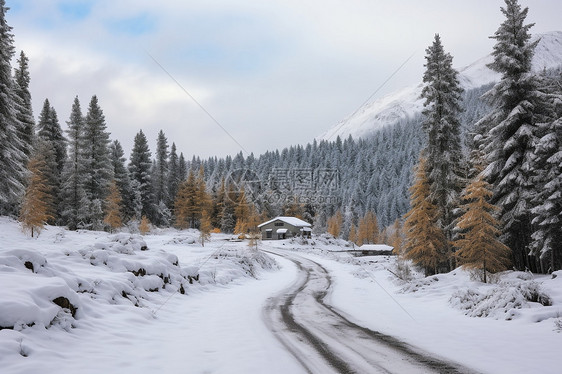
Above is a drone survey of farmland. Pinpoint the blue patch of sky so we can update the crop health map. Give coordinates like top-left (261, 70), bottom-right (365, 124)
top-left (106, 13), bottom-right (156, 36)
top-left (58, 0), bottom-right (93, 21)
top-left (6, 1), bottom-right (23, 13)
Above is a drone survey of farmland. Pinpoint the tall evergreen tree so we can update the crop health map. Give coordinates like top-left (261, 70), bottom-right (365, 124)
top-left (530, 110), bottom-right (562, 272)
top-left (0, 0), bottom-right (25, 213)
top-left (37, 100), bottom-right (66, 176)
top-left (168, 142), bottom-right (179, 207)
top-left (478, 0), bottom-right (546, 271)
top-left (109, 140), bottom-right (133, 221)
top-left (178, 152), bottom-right (187, 182)
top-left (152, 130), bottom-right (169, 225)
top-left (420, 34), bottom-right (465, 268)
top-left (60, 97), bottom-right (88, 229)
top-left (128, 130), bottom-right (153, 220)
top-left (13, 51), bottom-right (34, 161)
top-left (37, 99), bottom-right (66, 221)
top-left (83, 95), bottom-right (112, 224)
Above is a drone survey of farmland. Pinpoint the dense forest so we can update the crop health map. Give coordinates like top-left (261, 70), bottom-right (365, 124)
top-left (1, 0), bottom-right (561, 276)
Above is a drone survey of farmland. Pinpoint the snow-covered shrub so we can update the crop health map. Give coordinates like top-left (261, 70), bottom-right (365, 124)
top-left (400, 276), bottom-right (439, 293)
top-left (449, 280), bottom-right (552, 319)
top-left (554, 318), bottom-right (562, 333)
top-left (390, 257), bottom-right (413, 282)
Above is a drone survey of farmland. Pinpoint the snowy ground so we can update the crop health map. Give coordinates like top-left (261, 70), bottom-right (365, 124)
top-left (1, 218), bottom-right (561, 374)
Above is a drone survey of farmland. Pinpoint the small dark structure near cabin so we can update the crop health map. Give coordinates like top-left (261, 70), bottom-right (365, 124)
top-left (334, 244), bottom-right (394, 257)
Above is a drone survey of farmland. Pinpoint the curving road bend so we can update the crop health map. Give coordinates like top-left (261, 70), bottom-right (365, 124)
top-left (262, 248), bottom-right (479, 374)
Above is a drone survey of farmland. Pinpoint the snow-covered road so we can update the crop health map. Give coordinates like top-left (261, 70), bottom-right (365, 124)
top-left (262, 248), bottom-right (478, 374)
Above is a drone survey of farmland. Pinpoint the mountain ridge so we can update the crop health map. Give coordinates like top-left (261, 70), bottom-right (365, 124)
top-left (318, 31), bottom-right (562, 142)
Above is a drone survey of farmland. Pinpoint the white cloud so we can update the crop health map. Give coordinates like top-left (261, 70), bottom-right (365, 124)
top-left (7, 0), bottom-right (562, 159)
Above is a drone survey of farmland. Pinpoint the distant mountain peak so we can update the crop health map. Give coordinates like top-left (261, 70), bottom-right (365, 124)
top-left (318, 31), bottom-right (562, 142)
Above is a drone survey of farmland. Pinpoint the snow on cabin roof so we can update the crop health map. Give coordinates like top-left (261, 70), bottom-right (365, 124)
top-left (258, 216), bottom-right (312, 228)
top-left (358, 244), bottom-right (394, 252)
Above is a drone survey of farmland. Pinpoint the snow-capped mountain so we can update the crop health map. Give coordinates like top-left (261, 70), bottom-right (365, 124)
top-left (318, 31), bottom-right (562, 142)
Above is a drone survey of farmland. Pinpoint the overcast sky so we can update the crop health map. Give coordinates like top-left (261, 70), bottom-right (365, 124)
top-left (7, 0), bottom-right (562, 160)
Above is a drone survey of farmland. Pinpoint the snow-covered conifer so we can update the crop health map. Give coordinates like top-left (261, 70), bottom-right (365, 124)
top-left (478, 0), bottom-right (547, 271)
top-left (420, 34), bottom-right (465, 263)
top-left (109, 140), bottom-right (133, 221)
top-left (60, 97), bottom-right (89, 229)
top-left (128, 130), bottom-right (153, 220)
top-left (83, 95), bottom-right (112, 219)
top-left (0, 0), bottom-right (25, 213)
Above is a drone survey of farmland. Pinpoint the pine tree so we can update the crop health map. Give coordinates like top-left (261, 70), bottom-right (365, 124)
top-left (60, 96), bottom-right (89, 229)
top-left (153, 130), bottom-right (169, 223)
top-left (109, 140), bottom-right (133, 221)
top-left (0, 0), bottom-right (25, 214)
top-left (83, 95), bottom-right (112, 226)
top-left (220, 182), bottom-right (236, 233)
top-left (13, 50), bottom-right (34, 163)
top-left (178, 152), bottom-right (187, 182)
top-left (37, 100), bottom-right (67, 176)
top-left (37, 99), bottom-right (66, 222)
top-left (420, 34), bottom-right (465, 267)
top-left (168, 142), bottom-right (179, 209)
top-left (403, 157), bottom-right (448, 276)
top-left (104, 180), bottom-right (123, 233)
top-left (211, 177), bottom-right (226, 229)
top-left (128, 130), bottom-right (153, 220)
top-left (20, 150), bottom-right (53, 237)
top-left (479, 0), bottom-right (546, 271)
top-left (455, 167), bottom-right (511, 283)
top-left (530, 113), bottom-right (562, 272)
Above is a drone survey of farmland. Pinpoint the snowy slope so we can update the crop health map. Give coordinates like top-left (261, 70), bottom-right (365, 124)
top-left (1, 221), bottom-right (561, 373)
top-left (318, 31), bottom-right (562, 142)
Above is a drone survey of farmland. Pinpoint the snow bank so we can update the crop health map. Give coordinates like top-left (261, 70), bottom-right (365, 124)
top-left (0, 218), bottom-right (279, 361)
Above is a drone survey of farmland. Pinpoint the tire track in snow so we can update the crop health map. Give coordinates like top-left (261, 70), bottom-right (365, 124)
top-left (262, 249), bottom-right (479, 374)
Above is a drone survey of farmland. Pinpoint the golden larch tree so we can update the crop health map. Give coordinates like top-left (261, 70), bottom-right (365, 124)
top-left (454, 172), bottom-right (511, 283)
top-left (388, 219), bottom-right (404, 255)
top-left (357, 211), bottom-right (379, 245)
top-left (20, 155), bottom-right (53, 237)
top-left (234, 186), bottom-right (251, 236)
top-left (139, 215), bottom-right (151, 235)
top-left (327, 210), bottom-right (343, 238)
top-left (103, 180), bottom-right (123, 232)
top-left (403, 157), bottom-right (448, 276)
top-left (199, 210), bottom-right (212, 246)
top-left (174, 179), bottom-right (190, 229)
